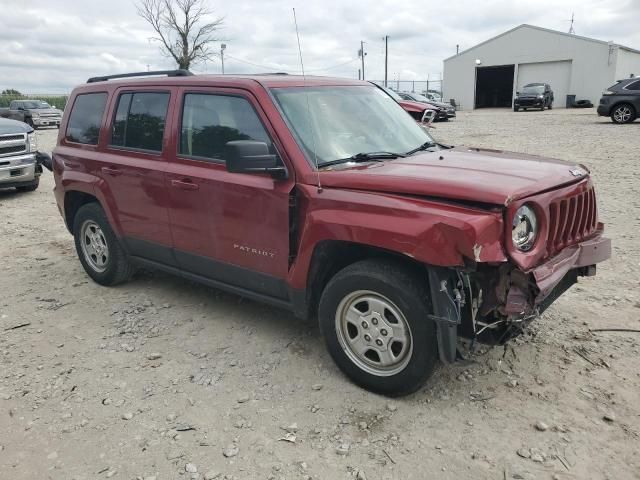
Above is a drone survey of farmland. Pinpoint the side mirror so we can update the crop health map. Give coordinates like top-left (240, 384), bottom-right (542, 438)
top-left (35, 151), bottom-right (53, 172)
top-left (421, 109), bottom-right (436, 127)
top-left (516, 91), bottom-right (520, 95)
top-left (224, 140), bottom-right (287, 179)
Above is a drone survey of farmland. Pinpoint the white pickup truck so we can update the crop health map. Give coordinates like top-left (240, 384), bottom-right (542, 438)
top-left (0, 117), bottom-right (51, 192)
top-left (0, 99), bottom-right (63, 129)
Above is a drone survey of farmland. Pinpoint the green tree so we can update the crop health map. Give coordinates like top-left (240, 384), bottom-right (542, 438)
top-left (1, 89), bottom-right (22, 96)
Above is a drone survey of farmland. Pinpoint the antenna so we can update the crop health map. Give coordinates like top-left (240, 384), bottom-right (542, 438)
top-left (292, 7), bottom-right (322, 193)
top-left (568, 12), bottom-right (575, 34)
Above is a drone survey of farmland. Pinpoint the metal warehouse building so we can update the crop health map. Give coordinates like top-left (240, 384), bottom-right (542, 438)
top-left (443, 24), bottom-right (640, 110)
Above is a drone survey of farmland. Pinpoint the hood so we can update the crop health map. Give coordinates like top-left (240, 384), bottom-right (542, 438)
top-left (398, 99), bottom-right (428, 113)
top-left (0, 117), bottom-right (33, 135)
top-left (429, 101), bottom-right (453, 109)
top-left (317, 147), bottom-right (588, 206)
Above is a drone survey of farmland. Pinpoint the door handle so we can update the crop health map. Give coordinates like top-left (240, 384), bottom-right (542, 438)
top-left (102, 166), bottom-right (122, 176)
top-left (171, 179), bottom-right (199, 191)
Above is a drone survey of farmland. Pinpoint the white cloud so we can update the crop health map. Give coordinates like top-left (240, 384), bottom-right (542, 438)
top-left (0, 0), bottom-right (638, 92)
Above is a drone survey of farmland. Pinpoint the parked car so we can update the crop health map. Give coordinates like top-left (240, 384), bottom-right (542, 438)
top-left (397, 92), bottom-right (456, 120)
top-left (0, 117), bottom-right (49, 192)
top-left (597, 77), bottom-right (640, 123)
top-left (52, 71), bottom-right (610, 396)
top-left (514, 83), bottom-right (554, 111)
top-left (0, 99), bottom-right (63, 129)
top-left (377, 85), bottom-right (436, 123)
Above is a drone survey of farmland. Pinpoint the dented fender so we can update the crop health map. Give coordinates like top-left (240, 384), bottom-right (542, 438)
top-left (288, 185), bottom-right (507, 289)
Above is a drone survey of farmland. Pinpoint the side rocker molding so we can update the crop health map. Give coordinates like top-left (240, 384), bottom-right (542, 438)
top-left (427, 267), bottom-right (460, 363)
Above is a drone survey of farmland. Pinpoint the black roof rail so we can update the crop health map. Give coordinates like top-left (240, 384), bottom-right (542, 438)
top-left (87, 69), bottom-right (194, 83)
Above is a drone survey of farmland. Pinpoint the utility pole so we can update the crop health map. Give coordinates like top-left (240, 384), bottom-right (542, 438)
top-left (456, 44), bottom-right (459, 55)
top-left (384, 36), bottom-right (389, 87)
top-left (220, 43), bottom-right (227, 74)
top-left (358, 41), bottom-right (366, 80)
top-left (568, 13), bottom-right (575, 34)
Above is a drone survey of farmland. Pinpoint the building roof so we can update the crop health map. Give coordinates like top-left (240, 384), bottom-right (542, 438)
top-left (444, 24), bottom-right (640, 62)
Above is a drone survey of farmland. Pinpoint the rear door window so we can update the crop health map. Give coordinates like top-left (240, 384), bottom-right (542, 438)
top-left (110, 92), bottom-right (170, 152)
top-left (65, 93), bottom-right (108, 145)
top-left (179, 93), bottom-right (272, 162)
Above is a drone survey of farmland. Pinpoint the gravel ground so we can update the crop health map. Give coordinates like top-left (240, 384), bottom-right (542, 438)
top-left (1, 108), bottom-right (639, 480)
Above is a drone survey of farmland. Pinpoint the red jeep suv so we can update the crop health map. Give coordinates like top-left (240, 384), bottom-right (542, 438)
top-left (52, 70), bottom-right (610, 396)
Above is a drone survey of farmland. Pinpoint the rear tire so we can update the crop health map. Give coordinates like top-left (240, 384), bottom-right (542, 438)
top-left (611, 103), bottom-right (636, 124)
top-left (73, 203), bottom-right (133, 286)
top-left (318, 259), bottom-right (438, 396)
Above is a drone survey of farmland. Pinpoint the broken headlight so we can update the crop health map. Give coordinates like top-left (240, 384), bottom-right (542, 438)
top-left (512, 205), bottom-right (537, 251)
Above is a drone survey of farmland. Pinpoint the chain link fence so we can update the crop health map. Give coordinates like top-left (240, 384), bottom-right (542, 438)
top-left (0, 93), bottom-right (69, 110)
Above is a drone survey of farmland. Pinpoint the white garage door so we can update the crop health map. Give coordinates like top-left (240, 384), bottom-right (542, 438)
top-left (517, 60), bottom-right (572, 108)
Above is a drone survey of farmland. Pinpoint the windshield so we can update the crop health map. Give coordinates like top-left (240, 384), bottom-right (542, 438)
top-left (271, 85), bottom-right (434, 167)
top-left (20, 101), bottom-right (51, 109)
top-left (521, 85), bottom-right (545, 94)
top-left (380, 86), bottom-right (403, 102)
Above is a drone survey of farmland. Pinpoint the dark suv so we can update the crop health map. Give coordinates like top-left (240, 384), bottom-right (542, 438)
top-left (51, 70), bottom-right (610, 396)
top-left (514, 83), bottom-right (554, 111)
top-left (597, 78), bottom-right (640, 123)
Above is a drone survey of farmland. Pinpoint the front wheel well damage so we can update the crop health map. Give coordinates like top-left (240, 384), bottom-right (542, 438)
top-left (302, 241), bottom-right (427, 321)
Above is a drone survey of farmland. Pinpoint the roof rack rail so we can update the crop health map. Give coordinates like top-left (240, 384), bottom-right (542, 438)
top-left (87, 69), bottom-right (194, 83)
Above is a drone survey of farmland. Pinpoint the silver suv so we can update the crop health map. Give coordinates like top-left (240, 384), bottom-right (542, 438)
top-left (0, 117), bottom-right (42, 192)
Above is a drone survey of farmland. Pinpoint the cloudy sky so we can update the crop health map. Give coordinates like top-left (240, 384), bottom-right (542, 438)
top-left (1, 0), bottom-right (639, 93)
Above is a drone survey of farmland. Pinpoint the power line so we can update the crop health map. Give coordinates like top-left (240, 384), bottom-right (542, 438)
top-left (225, 55), bottom-right (358, 73)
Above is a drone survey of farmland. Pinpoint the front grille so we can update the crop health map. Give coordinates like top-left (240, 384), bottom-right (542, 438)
top-left (547, 186), bottom-right (598, 256)
top-left (0, 145), bottom-right (26, 156)
top-left (40, 113), bottom-right (60, 118)
top-left (0, 134), bottom-right (25, 142)
top-left (0, 133), bottom-right (27, 157)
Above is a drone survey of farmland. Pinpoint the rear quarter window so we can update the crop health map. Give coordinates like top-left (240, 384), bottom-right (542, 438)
top-left (65, 93), bottom-right (108, 145)
top-left (625, 80), bottom-right (640, 91)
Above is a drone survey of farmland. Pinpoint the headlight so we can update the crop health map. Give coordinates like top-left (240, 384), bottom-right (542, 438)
top-left (512, 205), bottom-right (537, 251)
top-left (31, 113), bottom-right (40, 118)
top-left (537, 94), bottom-right (544, 99)
top-left (27, 132), bottom-right (37, 152)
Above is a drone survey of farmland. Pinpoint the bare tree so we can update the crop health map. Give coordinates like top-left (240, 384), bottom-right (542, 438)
top-left (137, 0), bottom-right (224, 70)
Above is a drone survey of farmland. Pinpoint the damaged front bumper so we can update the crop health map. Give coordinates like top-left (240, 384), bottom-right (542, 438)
top-left (429, 232), bottom-right (611, 363)
top-left (505, 232), bottom-right (611, 316)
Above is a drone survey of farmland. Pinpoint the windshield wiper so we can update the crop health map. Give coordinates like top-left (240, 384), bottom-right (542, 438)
top-left (319, 151), bottom-right (405, 168)
top-left (405, 141), bottom-right (437, 156)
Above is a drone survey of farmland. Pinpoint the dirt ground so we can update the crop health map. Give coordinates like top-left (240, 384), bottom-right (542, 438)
top-left (1, 108), bottom-right (639, 480)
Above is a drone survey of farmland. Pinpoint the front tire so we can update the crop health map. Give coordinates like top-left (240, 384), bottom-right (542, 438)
top-left (611, 104), bottom-right (636, 124)
top-left (16, 178), bottom-right (39, 192)
top-left (513, 106), bottom-right (519, 112)
top-left (319, 259), bottom-right (438, 396)
top-left (73, 203), bottom-right (133, 286)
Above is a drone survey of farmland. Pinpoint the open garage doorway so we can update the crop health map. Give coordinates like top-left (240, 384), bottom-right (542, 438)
top-left (475, 65), bottom-right (515, 108)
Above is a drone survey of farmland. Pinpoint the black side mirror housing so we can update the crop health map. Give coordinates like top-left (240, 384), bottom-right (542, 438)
top-left (35, 151), bottom-right (53, 172)
top-left (224, 140), bottom-right (287, 179)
